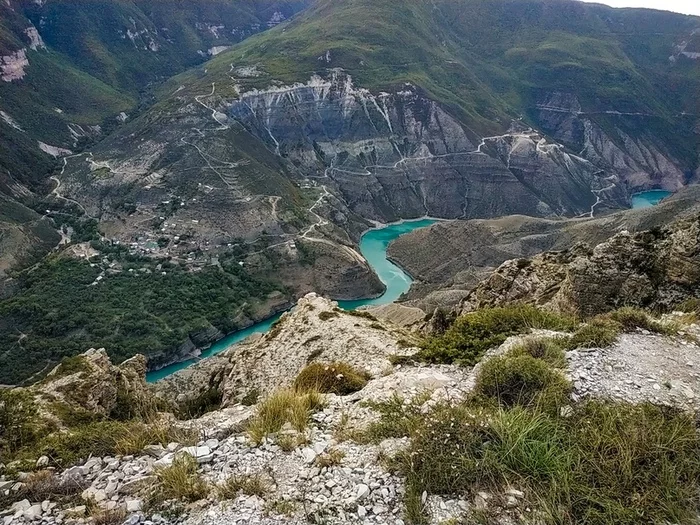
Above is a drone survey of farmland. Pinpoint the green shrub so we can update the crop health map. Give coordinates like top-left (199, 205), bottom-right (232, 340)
top-left (36, 421), bottom-right (127, 467)
top-left (474, 355), bottom-right (570, 410)
top-left (607, 307), bottom-right (674, 335)
top-left (507, 337), bottom-right (567, 368)
top-left (49, 356), bottom-right (90, 380)
top-left (247, 389), bottom-right (324, 444)
top-left (30, 420), bottom-right (193, 467)
top-left (294, 362), bottom-right (370, 395)
top-left (152, 454), bottom-right (209, 504)
top-left (566, 318), bottom-right (621, 350)
top-left (363, 393), bottom-right (431, 443)
top-left (0, 389), bottom-right (47, 457)
top-left (399, 404), bottom-right (494, 494)
top-left (418, 305), bottom-right (577, 365)
top-left (563, 402), bottom-right (700, 525)
top-left (114, 423), bottom-right (197, 456)
top-left (395, 399), bottom-right (700, 525)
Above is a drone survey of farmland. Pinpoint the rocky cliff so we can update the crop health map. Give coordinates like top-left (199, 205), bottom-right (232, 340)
top-left (3, 295), bottom-right (700, 525)
top-left (388, 185), bottom-right (700, 311)
top-left (459, 214), bottom-right (700, 317)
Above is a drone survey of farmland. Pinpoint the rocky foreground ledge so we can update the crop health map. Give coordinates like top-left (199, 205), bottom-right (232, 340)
top-left (2, 295), bottom-right (700, 525)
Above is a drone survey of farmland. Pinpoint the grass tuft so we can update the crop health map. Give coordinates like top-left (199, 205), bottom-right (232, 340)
top-left (607, 307), bottom-right (675, 335)
top-left (218, 472), bottom-right (269, 499)
top-left (389, 347), bottom-right (700, 525)
top-left (507, 337), bottom-right (567, 368)
top-left (247, 389), bottom-right (324, 445)
top-left (565, 317), bottom-right (621, 350)
top-left (315, 448), bottom-right (345, 468)
top-left (294, 362), bottom-right (370, 395)
top-left (474, 355), bottom-right (570, 410)
top-left (152, 454), bottom-right (209, 504)
top-left (92, 509), bottom-right (127, 525)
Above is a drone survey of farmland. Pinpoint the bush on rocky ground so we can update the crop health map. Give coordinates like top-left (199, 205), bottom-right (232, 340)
top-left (0, 389), bottom-right (48, 458)
top-left (507, 337), bottom-right (567, 367)
top-left (9, 419), bottom-right (194, 468)
top-left (294, 362), bottom-right (370, 395)
top-left (474, 354), bottom-right (570, 410)
top-left (151, 454), bottom-right (209, 505)
top-left (565, 317), bottom-right (621, 350)
top-left (418, 305), bottom-right (577, 365)
top-left (91, 508), bottom-right (127, 525)
top-left (217, 472), bottom-right (269, 499)
top-left (385, 344), bottom-right (700, 525)
top-left (606, 307), bottom-right (675, 335)
top-left (247, 388), bottom-right (324, 444)
top-left (0, 469), bottom-right (86, 509)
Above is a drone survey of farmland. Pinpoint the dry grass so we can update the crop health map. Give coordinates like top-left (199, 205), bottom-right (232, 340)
top-left (247, 389), bottom-right (324, 445)
top-left (151, 455), bottom-right (209, 504)
top-left (115, 422), bottom-right (197, 455)
top-left (0, 469), bottom-right (86, 508)
top-left (218, 472), bottom-right (269, 499)
top-left (315, 448), bottom-right (345, 468)
top-left (92, 508), bottom-right (127, 525)
top-left (294, 362), bottom-right (370, 395)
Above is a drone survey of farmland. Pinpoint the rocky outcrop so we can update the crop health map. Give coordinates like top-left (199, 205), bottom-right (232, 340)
top-left (459, 215), bottom-right (700, 317)
top-left (4, 314), bottom-right (700, 525)
top-left (534, 91), bottom-right (694, 191)
top-left (153, 294), bottom-right (417, 406)
top-left (388, 185), bottom-right (700, 312)
top-left (228, 72), bottom-right (627, 221)
top-left (0, 48), bottom-right (28, 82)
top-left (31, 348), bottom-right (152, 424)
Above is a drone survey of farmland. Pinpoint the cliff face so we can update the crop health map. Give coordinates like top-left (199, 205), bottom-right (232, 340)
top-left (534, 92), bottom-right (694, 191)
top-left (460, 215), bottom-right (700, 317)
top-left (227, 73), bottom-right (629, 222)
top-left (387, 185), bottom-right (700, 311)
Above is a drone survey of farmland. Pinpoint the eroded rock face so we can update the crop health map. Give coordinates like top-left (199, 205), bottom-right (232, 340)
top-left (460, 215), bottom-right (700, 316)
top-left (153, 294), bottom-right (417, 406)
top-left (228, 72), bottom-right (626, 221)
top-left (534, 91), bottom-right (694, 191)
top-left (0, 48), bottom-right (29, 82)
top-left (31, 348), bottom-right (152, 423)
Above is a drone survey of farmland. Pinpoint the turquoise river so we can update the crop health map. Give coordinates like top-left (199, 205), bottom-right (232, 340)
top-left (631, 190), bottom-right (673, 209)
top-left (146, 218), bottom-right (437, 382)
top-left (147, 189), bottom-right (671, 382)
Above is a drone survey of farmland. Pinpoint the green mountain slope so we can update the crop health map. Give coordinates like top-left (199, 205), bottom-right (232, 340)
top-left (203, 0), bottom-right (699, 163)
top-left (3, 0), bottom-right (700, 384)
top-left (0, 0), bottom-right (310, 187)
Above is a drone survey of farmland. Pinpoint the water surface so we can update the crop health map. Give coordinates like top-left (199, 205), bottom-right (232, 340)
top-left (146, 218), bottom-right (437, 382)
top-left (631, 190), bottom-right (672, 209)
